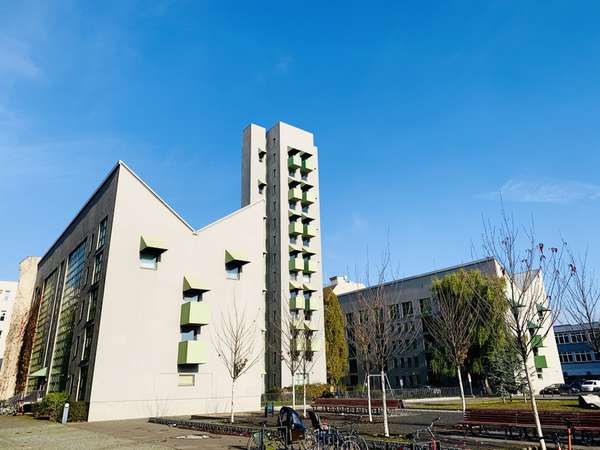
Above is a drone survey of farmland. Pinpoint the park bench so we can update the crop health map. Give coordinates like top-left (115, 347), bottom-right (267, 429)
top-left (462, 408), bottom-right (600, 445)
top-left (312, 397), bottom-right (403, 415)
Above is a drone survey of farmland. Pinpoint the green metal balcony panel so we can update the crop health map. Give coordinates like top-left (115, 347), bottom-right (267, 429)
top-left (302, 246), bottom-right (316, 255)
top-left (292, 337), bottom-right (306, 352)
top-left (290, 296), bottom-right (305, 310)
top-left (180, 302), bottom-right (210, 326)
top-left (527, 321), bottom-right (540, 330)
top-left (291, 320), bottom-right (304, 331)
top-left (301, 191), bottom-right (316, 205)
top-left (288, 209), bottom-right (302, 219)
top-left (177, 341), bottom-right (206, 365)
top-left (307, 339), bottom-right (320, 352)
top-left (305, 298), bottom-right (318, 311)
top-left (301, 158), bottom-right (314, 173)
top-left (288, 155), bottom-right (302, 169)
top-left (537, 304), bottom-right (551, 313)
top-left (289, 280), bottom-right (302, 290)
top-left (303, 225), bottom-right (317, 238)
top-left (289, 258), bottom-right (303, 271)
top-left (305, 321), bottom-right (319, 332)
top-left (534, 355), bottom-right (548, 369)
top-left (304, 260), bottom-right (318, 273)
top-left (289, 222), bottom-right (303, 235)
top-left (288, 188), bottom-right (303, 202)
top-left (531, 335), bottom-right (544, 348)
top-left (183, 275), bottom-right (210, 294)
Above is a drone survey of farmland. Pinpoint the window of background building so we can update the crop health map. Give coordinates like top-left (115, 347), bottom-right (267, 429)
top-left (96, 217), bottom-right (108, 249)
top-left (0, 310), bottom-right (5, 321)
top-left (402, 301), bottom-right (413, 317)
top-left (226, 264), bottom-right (242, 280)
top-left (88, 289), bottom-right (98, 322)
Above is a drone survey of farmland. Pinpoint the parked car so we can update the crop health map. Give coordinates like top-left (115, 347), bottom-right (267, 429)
top-left (568, 380), bottom-right (584, 393)
top-left (581, 380), bottom-right (600, 392)
top-left (539, 383), bottom-right (577, 395)
top-left (415, 385), bottom-right (442, 396)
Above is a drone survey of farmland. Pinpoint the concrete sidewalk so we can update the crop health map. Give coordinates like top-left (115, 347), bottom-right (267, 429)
top-left (0, 416), bottom-right (247, 449)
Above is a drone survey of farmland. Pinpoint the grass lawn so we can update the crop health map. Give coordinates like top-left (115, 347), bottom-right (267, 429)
top-left (407, 398), bottom-right (581, 411)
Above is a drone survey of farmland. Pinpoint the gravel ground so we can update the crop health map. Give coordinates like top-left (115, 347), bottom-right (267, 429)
top-left (0, 416), bottom-right (247, 450)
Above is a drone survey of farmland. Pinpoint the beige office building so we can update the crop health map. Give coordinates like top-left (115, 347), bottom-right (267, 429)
top-left (20, 122), bottom-right (325, 421)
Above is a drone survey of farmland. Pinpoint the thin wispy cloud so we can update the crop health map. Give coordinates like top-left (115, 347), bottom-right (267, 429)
top-left (479, 179), bottom-right (600, 204)
top-left (0, 39), bottom-right (41, 79)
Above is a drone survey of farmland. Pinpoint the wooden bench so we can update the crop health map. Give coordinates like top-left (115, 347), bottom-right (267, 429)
top-left (462, 409), bottom-right (600, 444)
top-left (312, 397), bottom-right (403, 415)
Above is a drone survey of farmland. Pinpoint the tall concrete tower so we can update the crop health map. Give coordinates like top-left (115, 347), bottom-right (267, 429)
top-left (242, 122), bottom-right (326, 390)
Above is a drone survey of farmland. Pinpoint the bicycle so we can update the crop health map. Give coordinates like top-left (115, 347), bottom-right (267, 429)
top-left (409, 417), bottom-right (440, 450)
top-left (304, 411), bottom-right (368, 450)
top-left (248, 423), bottom-right (307, 450)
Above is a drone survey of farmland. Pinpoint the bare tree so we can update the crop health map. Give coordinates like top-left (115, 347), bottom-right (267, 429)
top-left (564, 249), bottom-right (600, 353)
top-left (423, 270), bottom-right (491, 412)
top-left (213, 300), bottom-right (262, 423)
top-left (347, 247), bottom-right (419, 437)
top-left (482, 211), bottom-right (572, 450)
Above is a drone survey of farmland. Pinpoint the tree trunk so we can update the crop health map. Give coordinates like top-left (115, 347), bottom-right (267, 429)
top-left (303, 372), bottom-right (307, 418)
top-left (292, 372), bottom-right (296, 409)
top-left (523, 358), bottom-right (546, 450)
top-left (381, 369), bottom-right (389, 437)
top-left (457, 367), bottom-right (466, 413)
top-left (367, 374), bottom-right (373, 422)
top-left (230, 380), bottom-right (235, 423)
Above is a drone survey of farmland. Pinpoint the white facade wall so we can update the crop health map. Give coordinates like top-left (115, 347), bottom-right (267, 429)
top-left (88, 167), bottom-right (266, 421)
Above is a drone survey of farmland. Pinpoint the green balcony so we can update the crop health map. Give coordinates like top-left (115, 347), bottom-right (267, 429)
top-left (303, 225), bottom-right (317, 238)
top-left (290, 296), bottom-right (305, 310)
top-left (180, 302), bottom-right (210, 326)
top-left (527, 321), bottom-right (540, 330)
top-left (289, 222), bottom-right (303, 235)
top-left (305, 297), bottom-right (318, 311)
top-left (289, 257), bottom-right (303, 272)
top-left (534, 355), bottom-right (548, 369)
top-left (305, 321), bottom-right (319, 332)
top-left (301, 190), bottom-right (316, 205)
top-left (307, 339), bottom-right (320, 352)
top-left (531, 335), bottom-right (544, 348)
top-left (537, 304), bottom-right (551, 314)
top-left (304, 260), bottom-right (317, 273)
top-left (288, 155), bottom-right (302, 169)
top-left (301, 158), bottom-right (314, 173)
top-left (288, 188), bottom-right (302, 202)
top-left (292, 337), bottom-right (306, 352)
top-left (177, 341), bottom-right (206, 365)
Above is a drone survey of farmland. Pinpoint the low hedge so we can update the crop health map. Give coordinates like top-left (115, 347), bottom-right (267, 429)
top-left (32, 392), bottom-right (88, 422)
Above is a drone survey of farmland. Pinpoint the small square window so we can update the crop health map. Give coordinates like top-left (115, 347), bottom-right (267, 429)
top-left (226, 265), bottom-right (241, 280)
top-left (140, 252), bottom-right (158, 270)
top-left (178, 374), bottom-right (195, 386)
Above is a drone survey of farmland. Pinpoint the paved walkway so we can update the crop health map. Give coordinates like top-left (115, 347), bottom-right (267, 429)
top-left (0, 416), bottom-right (247, 449)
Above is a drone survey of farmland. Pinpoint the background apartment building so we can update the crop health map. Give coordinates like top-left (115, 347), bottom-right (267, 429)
top-left (242, 122), bottom-right (326, 390)
top-left (337, 257), bottom-right (563, 394)
top-left (0, 280), bottom-right (18, 369)
top-left (554, 323), bottom-right (600, 380)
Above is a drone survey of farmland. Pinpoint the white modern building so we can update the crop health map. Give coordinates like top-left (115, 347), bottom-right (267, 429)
top-left (16, 122), bottom-right (326, 421)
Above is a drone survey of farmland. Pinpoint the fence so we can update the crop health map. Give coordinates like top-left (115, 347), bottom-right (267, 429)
top-left (262, 386), bottom-right (463, 407)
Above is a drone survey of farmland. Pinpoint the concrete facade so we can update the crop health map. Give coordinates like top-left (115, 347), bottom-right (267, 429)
top-left (23, 121), bottom-right (326, 421)
top-left (326, 276), bottom-right (365, 296)
top-left (242, 122), bottom-right (327, 390)
top-left (0, 257), bottom-right (39, 400)
top-left (554, 322), bottom-right (600, 380)
top-left (0, 280), bottom-right (18, 370)
top-left (338, 258), bottom-right (563, 394)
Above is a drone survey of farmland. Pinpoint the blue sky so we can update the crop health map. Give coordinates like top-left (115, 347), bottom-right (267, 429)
top-left (1, 1), bottom-right (600, 282)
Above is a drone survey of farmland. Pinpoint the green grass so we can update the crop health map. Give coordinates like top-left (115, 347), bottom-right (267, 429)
top-left (407, 398), bottom-right (581, 411)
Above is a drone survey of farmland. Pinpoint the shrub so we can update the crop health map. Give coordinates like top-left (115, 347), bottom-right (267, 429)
top-left (57, 401), bottom-right (89, 422)
top-left (33, 392), bottom-right (68, 421)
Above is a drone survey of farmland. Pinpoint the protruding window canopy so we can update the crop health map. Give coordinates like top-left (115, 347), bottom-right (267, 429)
top-left (289, 280), bottom-right (302, 290)
top-left (225, 250), bottom-right (250, 266)
top-left (303, 284), bottom-right (317, 292)
top-left (183, 275), bottom-right (210, 294)
top-left (29, 367), bottom-right (48, 378)
top-left (140, 236), bottom-right (168, 255)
